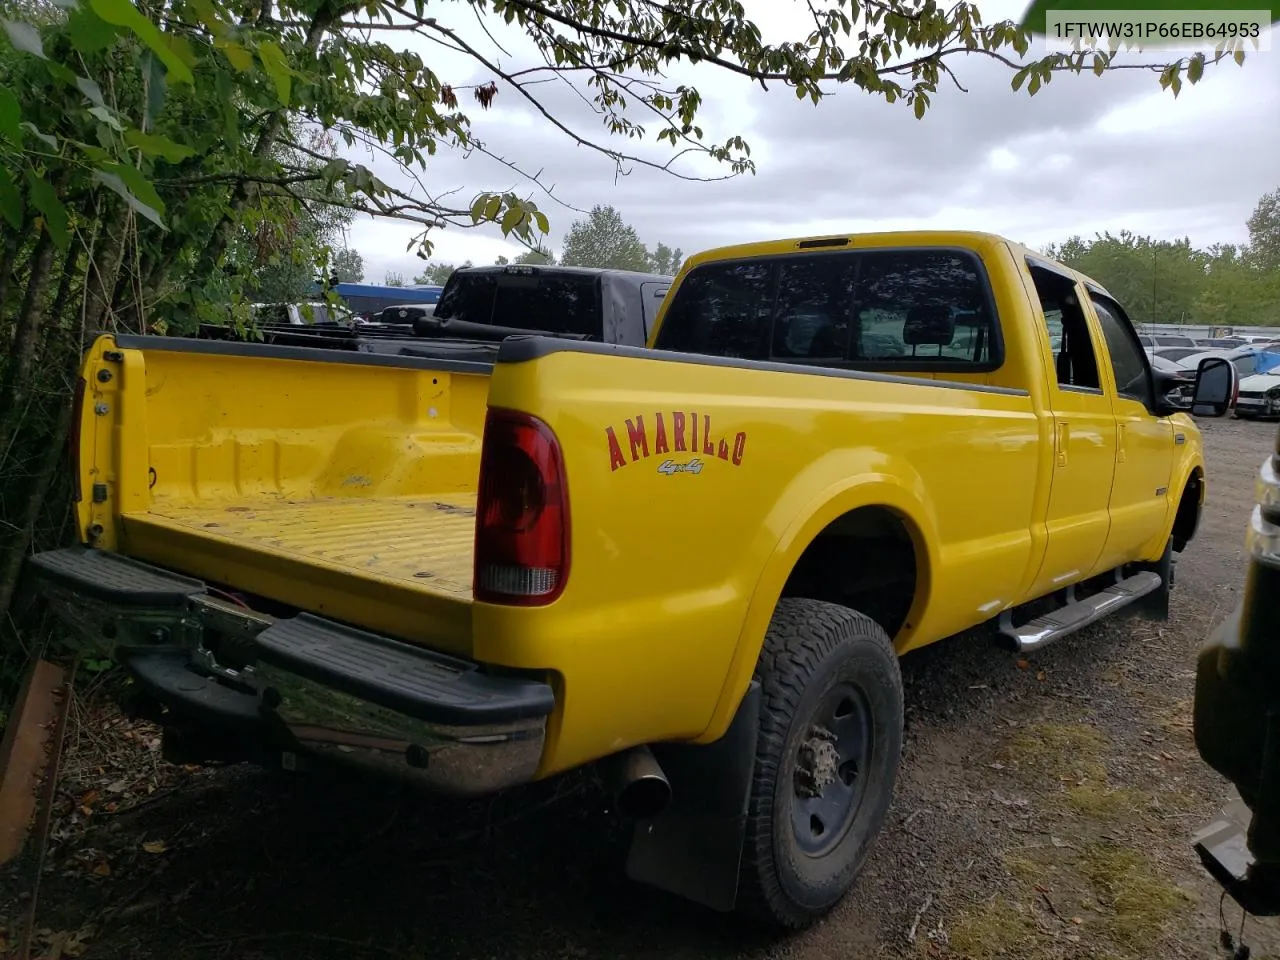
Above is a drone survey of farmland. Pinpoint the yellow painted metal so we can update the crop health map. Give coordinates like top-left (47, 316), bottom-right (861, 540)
top-left (73, 229), bottom-right (1207, 780)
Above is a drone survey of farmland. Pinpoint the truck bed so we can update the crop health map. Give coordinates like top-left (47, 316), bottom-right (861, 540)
top-left (133, 494), bottom-right (476, 597)
top-left (77, 337), bottom-right (490, 656)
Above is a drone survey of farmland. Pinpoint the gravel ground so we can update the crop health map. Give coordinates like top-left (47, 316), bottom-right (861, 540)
top-left (3, 414), bottom-right (1278, 960)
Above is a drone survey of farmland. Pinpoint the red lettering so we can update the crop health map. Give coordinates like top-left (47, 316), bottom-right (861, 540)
top-left (717, 438), bottom-right (729, 461)
top-left (672, 412), bottom-right (687, 452)
top-left (606, 427), bottom-right (627, 471)
top-left (691, 411), bottom-right (698, 451)
top-left (653, 412), bottom-right (670, 455)
top-left (625, 416), bottom-right (649, 461)
top-left (702, 415), bottom-right (714, 455)
top-left (732, 431), bottom-right (747, 466)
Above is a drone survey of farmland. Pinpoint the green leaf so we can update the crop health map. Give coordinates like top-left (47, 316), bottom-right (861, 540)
top-left (214, 70), bottom-right (237, 141)
top-left (103, 161), bottom-right (165, 219)
top-left (142, 50), bottom-right (166, 130)
top-left (1187, 54), bottom-right (1204, 84)
top-left (1010, 65), bottom-right (1030, 91)
top-left (88, 104), bottom-right (124, 130)
top-left (1028, 71), bottom-right (1042, 95)
top-left (0, 86), bottom-right (21, 145)
top-left (88, 0), bottom-right (193, 84)
top-left (500, 206), bottom-right (522, 234)
top-left (256, 40), bottom-right (291, 104)
top-left (21, 122), bottom-right (57, 151)
top-left (533, 210), bottom-right (549, 234)
top-left (76, 76), bottom-right (106, 107)
top-left (92, 169), bottom-right (165, 228)
top-left (2, 19), bottom-right (46, 58)
top-left (124, 128), bottom-right (193, 161)
top-left (68, 5), bottom-right (118, 54)
top-left (26, 172), bottom-right (70, 250)
top-left (215, 38), bottom-right (253, 71)
top-left (912, 95), bottom-right (926, 119)
top-left (0, 167), bottom-right (22, 229)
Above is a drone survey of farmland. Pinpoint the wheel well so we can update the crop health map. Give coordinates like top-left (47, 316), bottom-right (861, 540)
top-left (780, 506), bottom-right (919, 639)
top-left (1172, 468), bottom-right (1204, 553)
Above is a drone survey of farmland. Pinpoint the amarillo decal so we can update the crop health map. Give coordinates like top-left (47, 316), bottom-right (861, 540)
top-left (605, 412), bottom-right (747, 473)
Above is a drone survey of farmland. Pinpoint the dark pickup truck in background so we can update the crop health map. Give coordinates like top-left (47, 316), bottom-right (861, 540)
top-left (198, 264), bottom-right (673, 356)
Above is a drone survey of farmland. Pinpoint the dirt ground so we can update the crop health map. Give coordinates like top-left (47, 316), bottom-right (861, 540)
top-left (3, 415), bottom-right (1279, 960)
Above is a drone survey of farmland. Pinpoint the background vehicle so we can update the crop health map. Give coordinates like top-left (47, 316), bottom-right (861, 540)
top-left (1234, 350), bottom-right (1280, 419)
top-left (26, 231), bottom-right (1233, 930)
top-left (413, 263), bottom-right (673, 344)
top-left (323, 281), bottom-right (444, 318)
top-left (1154, 345), bottom-right (1209, 365)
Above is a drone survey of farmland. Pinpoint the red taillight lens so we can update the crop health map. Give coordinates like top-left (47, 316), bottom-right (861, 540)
top-left (68, 377), bottom-right (87, 503)
top-left (473, 408), bottom-right (570, 605)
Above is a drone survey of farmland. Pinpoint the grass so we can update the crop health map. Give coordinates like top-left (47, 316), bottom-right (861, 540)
top-left (948, 897), bottom-right (1039, 959)
top-left (1064, 783), bottom-right (1144, 820)
top-left (1081, 843), bottom-right (1192, 948)
top-left (1001, 721), bottom-right (1110, 787)
top-left (951, 841), bottom-right (1194, 960)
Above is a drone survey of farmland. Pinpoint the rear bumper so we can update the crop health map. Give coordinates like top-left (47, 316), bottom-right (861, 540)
top-left (26, 547), bottom-right (554, 797)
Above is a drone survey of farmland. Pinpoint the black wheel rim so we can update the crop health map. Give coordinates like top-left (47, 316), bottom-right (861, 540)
top-left (789, 682), bottom-right (871, 858)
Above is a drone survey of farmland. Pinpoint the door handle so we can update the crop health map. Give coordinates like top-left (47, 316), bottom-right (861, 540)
top-left (1056, 422), bottom-right (1068, 467)
top-left (1117, 424), bottom-right (1127, 464)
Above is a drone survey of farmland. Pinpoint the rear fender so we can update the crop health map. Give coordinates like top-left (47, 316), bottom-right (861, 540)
top-left (693, 452), bottom-right (939, 746)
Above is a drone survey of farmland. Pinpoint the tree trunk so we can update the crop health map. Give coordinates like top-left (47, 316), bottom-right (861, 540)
top-left (83, 211), bottom-right (129, 334)
top-left (0, 392), bottom-right (73, 621)
top-left (0, 233), bottom-right (55, 468)
top-left (0, 233), bottom-right (23, 334)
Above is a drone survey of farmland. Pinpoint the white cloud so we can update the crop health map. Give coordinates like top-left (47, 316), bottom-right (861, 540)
top-left (328, 2), bottom-right (1280, 281)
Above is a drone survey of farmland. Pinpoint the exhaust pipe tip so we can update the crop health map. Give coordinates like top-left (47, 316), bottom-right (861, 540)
top-left (607, 745), bottom-right (672, 820)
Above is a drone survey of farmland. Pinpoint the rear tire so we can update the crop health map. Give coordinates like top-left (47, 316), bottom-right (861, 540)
top-left (737, 598), bottom-right (903, 929)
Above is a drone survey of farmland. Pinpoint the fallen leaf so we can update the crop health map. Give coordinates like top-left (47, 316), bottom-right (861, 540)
top-left (92, 861), bottom-right (111, 877)
top-left (1071, 916), bottom-right (1083, 924)
top-left (141, 840), bottom-right (167, 854)
top-left (104, 802), bottom-right (119, 813)
top-left (1036, 670), bottom-right (1047, 681)
top-left (79, 790), bottom-right (100, 807)
top-left (78, 805), bottom-right (94, 817)
top-left (1050, 836), bottom-right (1066, 847)
top-left (1016, 659), bottom-right (1030, 670)
top-left (106, 780), bottom-right (129, 794)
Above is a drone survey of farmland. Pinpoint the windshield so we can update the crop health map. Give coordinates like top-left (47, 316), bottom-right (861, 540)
top-left (434, 271), bottom-right (602, 337)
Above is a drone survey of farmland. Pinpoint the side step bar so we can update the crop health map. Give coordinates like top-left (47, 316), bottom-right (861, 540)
top-left (998, 571), bottom-right (1163, 653)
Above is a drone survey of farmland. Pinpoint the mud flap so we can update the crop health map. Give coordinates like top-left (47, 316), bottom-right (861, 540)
top-left (624, 681), bottom-right (761, 912)
top-left (1136, 539), bottom-right (1173, 621)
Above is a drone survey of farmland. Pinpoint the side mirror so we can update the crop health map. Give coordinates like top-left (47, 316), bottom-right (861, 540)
top-left (1190, 357), bottom-right (1237, 417)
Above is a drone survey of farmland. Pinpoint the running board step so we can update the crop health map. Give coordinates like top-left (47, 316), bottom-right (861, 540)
top-left (998, 571), bottom-right (1163, 653)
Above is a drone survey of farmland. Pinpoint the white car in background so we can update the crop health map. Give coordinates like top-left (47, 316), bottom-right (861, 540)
top-left (1235, 351), bottom-right (1280, 419)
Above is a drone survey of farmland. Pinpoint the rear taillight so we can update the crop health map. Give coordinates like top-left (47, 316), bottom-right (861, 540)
top-left (473, 408), bottom-right (570, 605)
top-left (68, 376), bottom-right (87, 503)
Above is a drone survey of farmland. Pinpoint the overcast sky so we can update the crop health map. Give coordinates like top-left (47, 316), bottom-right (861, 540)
top-left (337, 0), bottom-right (1279, 283)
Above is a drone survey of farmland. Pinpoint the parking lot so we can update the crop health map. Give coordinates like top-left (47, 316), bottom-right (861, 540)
top-left (6, 414), bottom-right (1280, 960)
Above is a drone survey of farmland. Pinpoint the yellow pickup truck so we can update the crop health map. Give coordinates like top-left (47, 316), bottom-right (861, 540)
top-left (27, 231), bottom-right (1236, 929)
